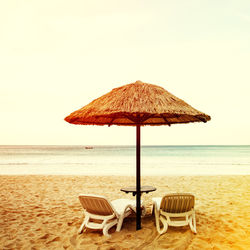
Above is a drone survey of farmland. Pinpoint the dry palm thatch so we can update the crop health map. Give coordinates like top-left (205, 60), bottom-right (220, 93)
top-left (65, 80), bottom-right (211, 126)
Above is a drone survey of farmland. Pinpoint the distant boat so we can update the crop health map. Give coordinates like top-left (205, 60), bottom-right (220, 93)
top-left (85, 146), bottom-right (93, 149)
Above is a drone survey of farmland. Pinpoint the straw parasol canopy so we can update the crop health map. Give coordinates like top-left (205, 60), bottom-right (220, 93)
top-left (65, 80), bottom-right (210, 126)
top-left (65, 80), bottom-right (211, 231)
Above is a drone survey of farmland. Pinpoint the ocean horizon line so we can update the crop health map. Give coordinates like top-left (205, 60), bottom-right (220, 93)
top-left (1, 144), bottom-right (250, 147)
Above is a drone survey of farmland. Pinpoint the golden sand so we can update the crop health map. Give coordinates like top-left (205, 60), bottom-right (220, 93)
top-left (0, 175), bottom-right (249, 249)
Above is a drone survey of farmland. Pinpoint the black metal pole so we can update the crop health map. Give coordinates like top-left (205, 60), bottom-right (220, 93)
top-left (136, 125), bottom-right (141, 230)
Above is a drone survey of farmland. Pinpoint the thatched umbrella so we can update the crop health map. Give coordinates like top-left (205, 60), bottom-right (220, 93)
top-left (65, 80), bottom-right (211, 230)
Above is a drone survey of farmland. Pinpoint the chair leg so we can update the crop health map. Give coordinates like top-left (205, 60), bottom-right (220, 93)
top-left (153, 203), bottom-right (160, 228)
top-left (78, 214), bottom-right (89, 234)
top-left (116, 216), bottom-right (124, 232)
top-left (192, 212), bottom-right (197, 234)
top-left (189, 212), bottom-right (197, 234)
top-left (103, 220), bottom-right (118, 236)
top-left (78, 221), bottom-right (86, 234)
top-left (158, 216), bottom-right (168, 234)
top-left (154, 204), bottom-right (168, 234)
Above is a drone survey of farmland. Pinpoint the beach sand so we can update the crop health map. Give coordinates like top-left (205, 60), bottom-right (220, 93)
top-left (0, 175), bottom-right (249, 249)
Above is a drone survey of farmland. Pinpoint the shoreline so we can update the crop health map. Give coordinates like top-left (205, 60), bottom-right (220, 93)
top-left (1, 175), bottom-right (249, 249)
top-left (1, 173), bottom-right (250, 176)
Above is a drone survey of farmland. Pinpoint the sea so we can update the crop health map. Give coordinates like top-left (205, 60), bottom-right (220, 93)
top-left (0, 145), bottom-right (250, 176)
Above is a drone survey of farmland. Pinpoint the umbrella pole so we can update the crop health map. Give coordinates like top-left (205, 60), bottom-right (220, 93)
top-left (136, 125), bottom-right (141, 230)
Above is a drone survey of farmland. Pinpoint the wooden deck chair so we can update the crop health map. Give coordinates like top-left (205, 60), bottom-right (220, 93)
top-left (78, 194), bottom-right (140, 236)
top-left (152, 193), bottom-right (197, 234)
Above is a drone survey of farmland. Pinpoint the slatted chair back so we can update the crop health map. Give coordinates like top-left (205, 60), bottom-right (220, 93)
top-left (160, 193), bottom-right (195, 213)
top-left (79, 195), bottom-right (115, 216)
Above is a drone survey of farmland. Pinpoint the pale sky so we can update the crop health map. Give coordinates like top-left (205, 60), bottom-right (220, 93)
top-left (1, 0), bottom-right (250, 145)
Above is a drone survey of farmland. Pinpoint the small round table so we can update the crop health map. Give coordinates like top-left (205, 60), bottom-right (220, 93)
top-left (120, 185), bottom-right (156, 196)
